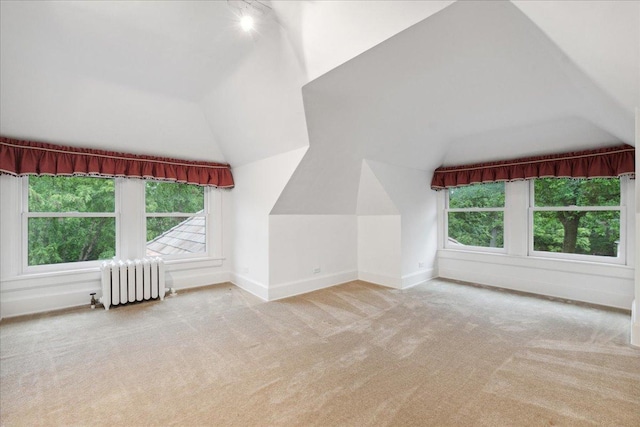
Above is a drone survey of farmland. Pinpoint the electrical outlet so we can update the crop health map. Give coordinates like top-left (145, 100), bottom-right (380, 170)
top-left (313, 267), bottom-right (321, 274)
top-left (242, 266), bottom-right (250, 274)
top-left (418, 262), bottom-right (425, 269)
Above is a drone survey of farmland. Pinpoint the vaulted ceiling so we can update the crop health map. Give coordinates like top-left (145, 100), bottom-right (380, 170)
top-left (273, 0), bottom-right (638, 213)
top-left (1, 1), bottom-right (638, 193)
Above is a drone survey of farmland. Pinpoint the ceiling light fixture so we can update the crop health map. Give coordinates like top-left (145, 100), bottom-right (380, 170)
top-left (227, 0), bottom-right (272, 33)
top-left (240, 15), bottom-right (254, 32)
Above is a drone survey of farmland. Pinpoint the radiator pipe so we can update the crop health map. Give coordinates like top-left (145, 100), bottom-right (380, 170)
top-left (90, 293), bottom-right (97, 309)
top-left (166, 287), bottom-right (177, 296)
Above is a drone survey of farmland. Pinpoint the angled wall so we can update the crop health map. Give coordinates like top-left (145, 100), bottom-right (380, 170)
top-left (230, 147), bottom-right (308, 299)
top-left (366, 160), bottom-right (438, 287)
top-left (357, 161), bottom-right (402, 287)
top-left (268, 215), bottom-right (358, 300)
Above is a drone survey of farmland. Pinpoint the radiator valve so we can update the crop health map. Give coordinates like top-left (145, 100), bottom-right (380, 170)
top-left (90, 293), bottom-right (97, 309)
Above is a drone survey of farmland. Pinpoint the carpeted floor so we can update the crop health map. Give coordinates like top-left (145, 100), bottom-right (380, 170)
top-left (1, 279), bottom-right (639, 426)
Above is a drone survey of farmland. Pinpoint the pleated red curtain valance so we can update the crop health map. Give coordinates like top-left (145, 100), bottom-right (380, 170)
top-left (0, 136), bottom-right (234, 188)
top-left (431, 144), bottom-right (635, 190)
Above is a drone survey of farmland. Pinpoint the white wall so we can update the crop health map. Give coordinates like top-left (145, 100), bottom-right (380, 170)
top-left (230, 147), bottom-right (307, 299)
top-left (439, 251), bottom-right (634, 310)
top-left (366, 160), bottom-right (439, 287)
top-left (356, 160), bottom-right (402, 288)
top-left (269, 215), bottom-right (357, 300)
top-left (357, 216), bottom-right (402, 288)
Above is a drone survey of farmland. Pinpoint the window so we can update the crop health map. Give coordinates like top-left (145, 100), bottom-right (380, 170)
top-left (14, 176), bottom-right (219, 272)
top-left (145, 181), bottom-right (206, 258)
top-left (530, 178), bottom-right (624, 263)
top-left (446, 182), bottom-right (505, 250)
top-left (25, 176), bottom-right (116, 267)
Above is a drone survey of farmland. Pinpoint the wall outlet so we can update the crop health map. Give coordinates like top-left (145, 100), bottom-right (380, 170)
top-left (313, 267), bottom-right (321, 274)
top-left (418, 262), bottom-right (425, 269)
top-left (242, 266), bottom-right (250, 274)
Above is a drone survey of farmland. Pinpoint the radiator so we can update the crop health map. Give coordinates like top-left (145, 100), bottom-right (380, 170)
top-left (100, 258), bottom-right (165, 310)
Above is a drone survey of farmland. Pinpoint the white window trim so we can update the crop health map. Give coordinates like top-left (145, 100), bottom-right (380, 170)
top-left (444, 185), bottom-right (507, 254)
top-left (22, 176), bottom-right (118, 274)
top-left (16, 176), bottom-right (224, 275)
top-left (439, 177), bottom-right (632, 267)
top-left (527, 178), bottom-right (627, 265)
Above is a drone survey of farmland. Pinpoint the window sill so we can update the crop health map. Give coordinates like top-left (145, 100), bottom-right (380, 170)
top-left (443, 245), bottom-right (506, 255)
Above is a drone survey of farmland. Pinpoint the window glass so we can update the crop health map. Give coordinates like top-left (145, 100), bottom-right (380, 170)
top-left (449, 182), bottom-right (505, 209)
top-left (534, 178), bottom-right (619, 207)
top-left (448, 211), bottom-right (504, 248)
top-left (145, 181), bottom-right (206, 257)
top-left (28, 217), bottom-right (116, 265)
top-left (29, 176), bottom-right (115, 212)
top-left (447, 182), bottom-right (505, 249)
top-left (533, 211), bottom-right (619, 257)
top-left (532, 178), bottom-right (621, 258)
top-left (145, 181), bottom-right (203, 213)
top-left (27, 176), bottom-right (116, 266)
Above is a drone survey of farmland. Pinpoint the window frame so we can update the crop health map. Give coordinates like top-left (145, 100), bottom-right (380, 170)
top-left (22, 176), bottom-right (119, 273)
top-left (444, 182), bottom-right (507, 254)
top-left (527, 177), bottom-right (627, 265)
top-left (144, 180), bottom-right (210, 261)
top-left (13, 176), bottom-right (222, 277)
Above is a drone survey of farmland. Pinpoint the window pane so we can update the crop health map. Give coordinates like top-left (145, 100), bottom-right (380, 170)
top-left (28, 217), bottom-right (115, 266)
top-left (449, 182), bottom-right (505, 209)
top-left (534, 178), bottom-right (620, 207)
top-left (533, 210), bottom-right (620, 257)
top-left (145, 182), bottom-right (204, 213)
top-left (146, 216), bottom-right (206, 256)
top-left (448, 211), bottom-right (504, 248)
top-left (29, 176), bottom-right (115, 212)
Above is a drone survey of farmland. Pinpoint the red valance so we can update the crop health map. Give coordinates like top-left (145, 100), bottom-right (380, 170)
top-left (431, 144), bottom-right (634, 190)
top-left (0, 136), bottom-right (234, 188)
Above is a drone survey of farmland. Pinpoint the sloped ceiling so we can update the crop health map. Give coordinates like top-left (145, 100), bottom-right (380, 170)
top-left (271, 0), bottom-right (455, 81)
top-left (1, 1), bottom-right (638, 175)
top-left (272, 0), bottom-right (638, 214)
top-left (513, 0), bottom-right (639, 115)
top-left (0, 0), bottom-right (240, 162)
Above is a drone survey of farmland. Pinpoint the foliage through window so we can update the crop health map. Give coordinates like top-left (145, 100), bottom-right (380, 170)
top-left (447, 182), bottom-right (505, 249)
top-left (532, 178), bottom-right (621, 258)
top-left (26, 176), bottom-right (116, 266)
top-left (145, 181), bottom-right (206, 257)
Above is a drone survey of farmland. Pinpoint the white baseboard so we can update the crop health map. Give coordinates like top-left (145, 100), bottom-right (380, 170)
top-left (230, 273), bottom-right (269, 301)
top-left (401, 268), bottom-right (436, 289)
top-left (168, 270), bottom-right (231, 291)
top-left (358, 271), bottom-right (401, 289)
top-left (268, 270), bottom-right (358, 301)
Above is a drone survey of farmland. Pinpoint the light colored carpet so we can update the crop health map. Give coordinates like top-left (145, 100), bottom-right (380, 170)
top-left (1, 279), bottom-right (639, 426)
